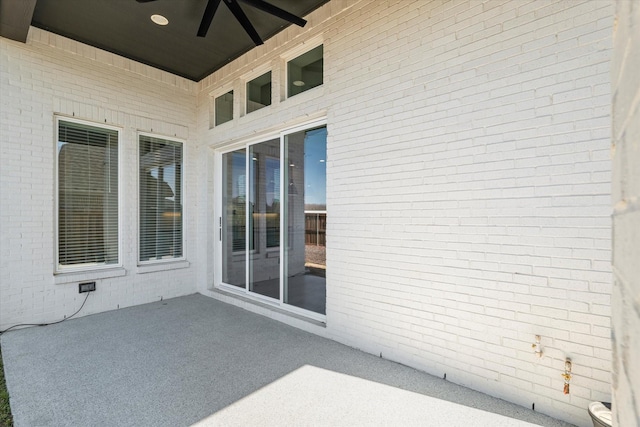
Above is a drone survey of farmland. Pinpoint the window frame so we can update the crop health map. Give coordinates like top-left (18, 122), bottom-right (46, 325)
top-left (284, 41), bottom-right (324, 99)
top-left (214, 117), bottom-right (328, 322)
top-left (213, 89), bottom-right (235, 127)
top-left (243, 66), bottom-right (273, 115)
top-left (137, 132), bottom-right (186, 266)
top-left (224, 149), bottom-right (253, 254)
top-left (54, 116), bottom-right (123, 274)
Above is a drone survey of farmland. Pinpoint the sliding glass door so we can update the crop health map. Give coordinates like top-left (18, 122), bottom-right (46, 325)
top-left (248, 138), bottom-right (281, 300)
top-left (219, 124), bottom-right (326, 316)
top-left (283, 127), bottom-right (327, 314)
top-left (221, 149), bottom-right (246, 289)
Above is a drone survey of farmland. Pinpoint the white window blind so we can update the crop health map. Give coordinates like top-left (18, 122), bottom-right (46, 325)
top-left (57, 120), bottom-right (119, 270)
top-left (139, 135), bottom-right (183, 262)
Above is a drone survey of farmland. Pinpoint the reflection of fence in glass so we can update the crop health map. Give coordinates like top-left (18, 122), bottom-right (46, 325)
top-left (305, 211), bottom-right (326, 246)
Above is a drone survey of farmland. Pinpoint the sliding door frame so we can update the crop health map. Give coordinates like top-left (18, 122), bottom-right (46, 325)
top-left (214, 118), bottom-right (327, 322)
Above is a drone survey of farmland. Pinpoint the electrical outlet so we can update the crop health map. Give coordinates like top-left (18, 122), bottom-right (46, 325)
top-left (79, 282), bottom-right (96, 293)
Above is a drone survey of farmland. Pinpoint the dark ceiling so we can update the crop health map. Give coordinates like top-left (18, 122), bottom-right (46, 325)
top-left (13, 0), bottom-right (329, 82)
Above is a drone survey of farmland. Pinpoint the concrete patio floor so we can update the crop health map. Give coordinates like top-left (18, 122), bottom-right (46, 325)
top-left (1, 294), bottom-right (574, 427)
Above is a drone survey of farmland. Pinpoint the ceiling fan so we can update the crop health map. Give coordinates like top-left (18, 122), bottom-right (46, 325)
top-left (136, 0), bottom-right (307, 46)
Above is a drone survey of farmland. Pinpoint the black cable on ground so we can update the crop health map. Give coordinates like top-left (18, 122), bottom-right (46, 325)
top-left (0, 292), bottom-right (91, 336)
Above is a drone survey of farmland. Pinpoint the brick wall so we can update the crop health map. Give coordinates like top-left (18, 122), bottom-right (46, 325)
top-left (611, 0), bottom-right (640, 425)
top-left (0, 28), bottom-right (198, 329)
top-left (197, 1), bottom-right (613, 425)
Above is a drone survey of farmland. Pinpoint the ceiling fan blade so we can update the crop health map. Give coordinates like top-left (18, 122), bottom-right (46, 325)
top-left (224, 0), bottom-right (263, 45)
top-left (197, 0), bottom-right (222, 37)
top-left (239, 0), bottom-right (306, 27)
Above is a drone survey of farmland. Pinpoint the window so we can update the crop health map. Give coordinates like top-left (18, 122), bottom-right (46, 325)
top-left (283, 126), bottom-right (326, 314)
top-left (139, 135), bottom-right (183, 263)
top-left (215, 90), bottom-right (234, 126)
top-left (56, 119), bottom-right (119, 272)
top-left (246, 71), bottom-right (272, 114)
top-left (287, 45), bottom-right (323, 97)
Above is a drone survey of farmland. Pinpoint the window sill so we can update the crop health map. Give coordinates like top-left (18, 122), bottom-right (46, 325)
top-left (136, 260), bottom-right (190, 274)
top-left (54, 267), bottom-right (127, 285)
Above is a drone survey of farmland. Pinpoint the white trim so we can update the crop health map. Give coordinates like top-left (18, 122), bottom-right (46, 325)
top-left (136, 131), bottom-right (187, 266)
top-left (213, 148), bottom-right (222, 290)
top-left (279, 133), bottom-right (286, 306)
top-left (203, 289), bottom-right (327, 332)
top-left (217, 282), bottom-right (248, 297)
top-left (136, 260), bottom-right (190, 274)
top-left (245, 139), bottom-right (250, 292)
top-left (209, 83), bottom-right (235, 99)
top-left (240, 62), bottom-right (273, 83)
top-left (280, 35), bottom-right (324, 62)
top-left (54, 267), bottom-right (127, 285)
top-left (246, 135), bottom-right (281, 295)
top-left (211, 89), bottom-right (235, 128)
top-left (54, 115), bottom-right (124, 275)
top-left (216, 283), bottom-right (326, 323)
top-left (247, 288), bottom-right (281, 306)
top-left (243, 70), bottom-right (273, 117)
top-left (282, 301), bottom-right (326, 323)
top-left (245, 133), bottom-right (281, 148)
top-left (241, 64), bottom-right (274, 117)
top-left (208, 111), bottom-right (327, 151)
top-left (283, 40), bottom-right (324, 99)
top-left (137, 130), bottom-right (186, 143)
top-left (53, 114), bottom-right (59, 274)
top-left (280, 117), bottom-right (327, 137)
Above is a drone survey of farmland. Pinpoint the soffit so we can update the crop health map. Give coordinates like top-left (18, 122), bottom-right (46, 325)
top-left (25, 0), bottom-right (328, 81)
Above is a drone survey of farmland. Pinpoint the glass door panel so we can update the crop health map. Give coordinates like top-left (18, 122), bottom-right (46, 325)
top-left (222, 149), bottom-right (246, 288)
top-left (283, 127), bottom-right (327, 314)
top-left (248, 139), bottom-right (281, 300)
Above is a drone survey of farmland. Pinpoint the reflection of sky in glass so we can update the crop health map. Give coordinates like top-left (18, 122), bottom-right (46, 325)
top-left (228, 129), bottom-right (326, 206)
top-left (304, 128), bottom-right (327, 206)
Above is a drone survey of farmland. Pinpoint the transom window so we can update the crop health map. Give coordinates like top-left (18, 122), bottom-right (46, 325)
top-left (287, 45), bottom-right (323, 97)
top-left (246, 71), bottom-right (272, 114)
top-left (215, 90), bottom-right (234, 126)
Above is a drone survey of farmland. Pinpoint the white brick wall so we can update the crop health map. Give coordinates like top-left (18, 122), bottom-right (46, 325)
top-left (0, 28), bottom-right (199, 329)
top-left (611, 0), bottom-right (640, 425)
top-left (196, 1), bottom-right (613, 426)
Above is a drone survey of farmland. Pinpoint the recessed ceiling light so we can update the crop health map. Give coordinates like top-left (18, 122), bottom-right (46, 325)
top-left (151, 14), bottom-right (169, 26)
top-left (293, 80), bottom-right (305, 87)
